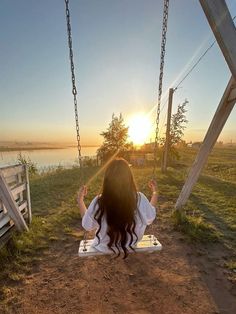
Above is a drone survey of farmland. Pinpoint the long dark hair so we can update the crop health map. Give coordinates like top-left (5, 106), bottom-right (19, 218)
top-left (94, 158), bottom-right (138, 258)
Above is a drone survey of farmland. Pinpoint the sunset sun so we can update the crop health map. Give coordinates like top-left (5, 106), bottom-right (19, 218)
top-left (128, 114), bottom-right (152, 145)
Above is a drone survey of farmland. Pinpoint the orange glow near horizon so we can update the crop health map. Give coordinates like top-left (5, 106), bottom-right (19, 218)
top-left (127, 113), bottom-right (152, 145)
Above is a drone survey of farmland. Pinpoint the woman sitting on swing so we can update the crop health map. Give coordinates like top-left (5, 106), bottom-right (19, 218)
top-left (77, 158), bottom-right (158, 258)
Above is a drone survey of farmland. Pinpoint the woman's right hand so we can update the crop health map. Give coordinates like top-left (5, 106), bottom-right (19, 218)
top-left (148, 179), bottom-right (157, 193)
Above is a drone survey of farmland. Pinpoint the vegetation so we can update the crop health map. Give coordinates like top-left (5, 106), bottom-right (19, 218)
top-left (97, 114), bottom-right (133, 162)
top-left (17, 153), bottom-right (38, 175)
top-left (172, 210), bottom-right (220, 242)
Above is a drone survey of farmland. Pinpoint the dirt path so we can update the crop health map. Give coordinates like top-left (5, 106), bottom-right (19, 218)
top-left (2, 214), bottom-right (236, 314)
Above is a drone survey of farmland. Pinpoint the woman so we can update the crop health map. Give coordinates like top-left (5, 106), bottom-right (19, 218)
top-left (77, 158), bottom-right (158, 258)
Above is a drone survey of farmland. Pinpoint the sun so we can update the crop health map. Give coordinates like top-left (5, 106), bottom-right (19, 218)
top-left (128, 113), bottom-right (152, 145)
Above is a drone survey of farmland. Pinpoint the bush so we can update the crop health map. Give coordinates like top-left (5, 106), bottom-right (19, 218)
top-left (17, 153), bottom-right (38, 175)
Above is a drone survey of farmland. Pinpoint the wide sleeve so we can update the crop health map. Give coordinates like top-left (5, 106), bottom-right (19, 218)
top-left (138, 192), bottom-right (156, 225)
top-left (82, 196), bottom-right (99, 231)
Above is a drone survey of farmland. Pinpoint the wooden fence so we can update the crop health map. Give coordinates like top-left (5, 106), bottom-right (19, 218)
top-left (0, 164), bottom-right (31, 247)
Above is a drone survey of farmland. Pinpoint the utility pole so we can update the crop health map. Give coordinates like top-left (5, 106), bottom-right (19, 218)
top-left (162, 88), bottom-right (174, 172)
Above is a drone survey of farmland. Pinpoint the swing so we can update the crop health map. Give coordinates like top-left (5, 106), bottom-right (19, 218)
top-left (64, 0), bottom-right (170, 257)
top-left (78, 235), bottom-right (162, 257)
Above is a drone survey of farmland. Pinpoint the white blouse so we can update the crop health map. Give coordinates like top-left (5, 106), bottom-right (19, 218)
top-left (82, 192), bottom-right (156, 253)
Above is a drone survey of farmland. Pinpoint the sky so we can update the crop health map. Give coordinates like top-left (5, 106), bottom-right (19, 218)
top-left (0, 0), bottom-right (236, 146)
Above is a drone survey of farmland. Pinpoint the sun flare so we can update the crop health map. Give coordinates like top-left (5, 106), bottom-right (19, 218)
top-left (128, 114), bottom-right (152, 145)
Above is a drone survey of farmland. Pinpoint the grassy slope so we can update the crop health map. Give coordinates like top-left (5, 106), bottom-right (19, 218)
top-left (0, 147), bottom-right (236, 299)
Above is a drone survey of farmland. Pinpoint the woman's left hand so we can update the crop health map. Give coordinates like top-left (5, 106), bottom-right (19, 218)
top-left (148, 179), bottom-right (157, 193)
top-left (77, 185), bottom-right (87, 202)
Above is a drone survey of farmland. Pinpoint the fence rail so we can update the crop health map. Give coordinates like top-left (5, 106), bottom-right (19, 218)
top-left (0, 164), bottom-right (31, 247)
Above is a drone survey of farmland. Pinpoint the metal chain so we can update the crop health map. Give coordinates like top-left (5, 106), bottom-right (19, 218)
top-left (65, 0), bottom-right (88, 253)
top-left (153, 0), bottom-right (170, 175)
top-left (65, 0), bottom-right (82, 160)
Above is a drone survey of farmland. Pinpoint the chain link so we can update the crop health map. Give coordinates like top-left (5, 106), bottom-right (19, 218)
top-left (65, 0), bottom-right (82, 159)
top-left (153, 0), bottom-right (169, 175)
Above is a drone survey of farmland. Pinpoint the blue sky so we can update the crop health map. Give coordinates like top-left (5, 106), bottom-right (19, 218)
top-left (0, 0), bottom-right (236, 145)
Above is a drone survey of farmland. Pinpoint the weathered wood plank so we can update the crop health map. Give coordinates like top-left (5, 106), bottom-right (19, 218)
top-left (0, 200), bottom-right (3, 212)
top-left (0, 224), bottom-right (14, 238)
top-left (175, 77), bottom-right (236, 209)
top-left (0, 165), bottom-right (24, 178)
top-left (18, 200), bottom-right (28, 213)
top-left (17, 172), bottom-right (24, 202)
top-left (12, 183), bottom-right (26, 198)
top-left (25, 165), bottom-right (32, 223)
top-left (162, 88), bottom-right (174, 172)
top-left (0, 173), bottom-right (28, 232)
top-left (0, 211), bottom-right (4, 220)
top-left (5, 175), bottom-right (18, 185)
top-left (0, 225), bottom-right (15, 249)
top-left (0, 200), bottom-right (28, 230)
top-left (199, 0), bottom-right (236, 79)
top-left (0, 201), bottom-right (7, 214)
top-left (228, 85), bottom-right (236, 102)
top-left (0, 214), bottom-right (11, 229)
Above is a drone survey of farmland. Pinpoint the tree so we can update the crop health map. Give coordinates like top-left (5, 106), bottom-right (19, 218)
top-left (97, 114), bottom-right (133, 163)
top-left (162, 100), bottom-right (188, 161)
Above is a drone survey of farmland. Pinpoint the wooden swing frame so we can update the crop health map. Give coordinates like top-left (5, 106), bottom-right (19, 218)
top-left (175, 0), bottom-right (236, 210)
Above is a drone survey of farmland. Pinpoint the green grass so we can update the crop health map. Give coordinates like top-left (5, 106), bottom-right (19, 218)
top-left (172, 210), bottom-right (220, 242)
top-left (0, 146), bottom-right (236, 299)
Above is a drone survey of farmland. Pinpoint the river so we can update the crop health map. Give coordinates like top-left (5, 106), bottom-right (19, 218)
top-left (0, 146), bottom-right (98, 170)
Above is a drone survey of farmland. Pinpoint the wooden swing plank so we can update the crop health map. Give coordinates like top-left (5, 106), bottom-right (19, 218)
top-left (78, 235), bottom-right (162, 257)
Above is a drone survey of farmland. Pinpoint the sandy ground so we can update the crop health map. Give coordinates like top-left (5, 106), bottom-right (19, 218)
top-left (1, 215), bottom-right (236, 314)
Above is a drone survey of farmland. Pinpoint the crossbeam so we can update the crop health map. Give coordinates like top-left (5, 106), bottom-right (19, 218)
top-left (199, 0), bottom-right (236, 79)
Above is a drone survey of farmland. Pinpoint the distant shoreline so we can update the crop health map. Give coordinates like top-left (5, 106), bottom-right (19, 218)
top-left (0, 146), bottom-right (99, 152)
top-left (0, 147), bottom-right (64, 152)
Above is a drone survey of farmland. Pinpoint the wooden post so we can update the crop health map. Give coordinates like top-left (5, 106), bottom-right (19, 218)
top-left (162, 88), bottom-right (174, 172)
top-left (199, 0), bottom-right (236, 80)
top-left (25, 165), bottom-right (32, 224)
top-left (0, 173), bottom-right (28, 232)
top-left (17, 171), bottom-right (24, 203)
top-left (175, 77), bottom-right (236, 209)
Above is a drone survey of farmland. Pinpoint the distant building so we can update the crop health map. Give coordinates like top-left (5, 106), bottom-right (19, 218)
top-left (141, 142), bottom-right (156, 152)
top-left (130, 154), bottom-right (145, 166)
top-left (192, 142), bottom-right (202, 149)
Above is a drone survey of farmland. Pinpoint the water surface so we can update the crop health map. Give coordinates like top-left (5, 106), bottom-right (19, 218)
top-left (0, 146), bottom-right (98, 170)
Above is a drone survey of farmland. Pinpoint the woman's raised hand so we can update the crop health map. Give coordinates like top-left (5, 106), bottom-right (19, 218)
top-left (148, 179), bottom-right (157, 193)
top-left (77, 185), bottom-right (88, 202)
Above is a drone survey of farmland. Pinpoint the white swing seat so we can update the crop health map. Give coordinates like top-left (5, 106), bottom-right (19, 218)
top-left (78, 234), bottom-right (162, 257)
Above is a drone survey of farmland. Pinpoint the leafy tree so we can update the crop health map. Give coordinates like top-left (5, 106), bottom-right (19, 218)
top-left (170, 100), bottom-right (188, 143)
top-left (97, 114), bottom-right (132, 162)
top-left (162, 99), bottom-right (188, 161)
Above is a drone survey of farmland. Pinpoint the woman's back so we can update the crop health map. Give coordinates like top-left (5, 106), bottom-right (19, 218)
top-left (82, 192), bottom-right (156, 254)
